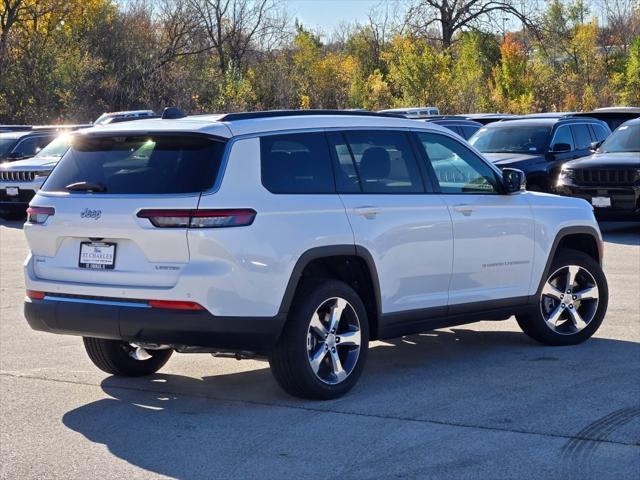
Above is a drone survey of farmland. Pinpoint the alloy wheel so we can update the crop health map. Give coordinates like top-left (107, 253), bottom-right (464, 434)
top-left (540, 264), bottom-right (599, 335)
top-left (306, 297), bottom-right (362, 385)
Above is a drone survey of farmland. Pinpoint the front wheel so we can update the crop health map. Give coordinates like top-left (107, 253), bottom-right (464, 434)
top-left (83, 337), bottom-right (173, 376)
top-left (516, 248), bottom-right (608, 346)
top-left (269, 279), bottom-right (369, 399)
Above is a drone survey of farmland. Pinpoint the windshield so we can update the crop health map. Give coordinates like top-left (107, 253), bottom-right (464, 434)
top-left (599, 124), bottom-right (640, 153)
top-left (469, 126), bottom-right (551, 154)
top-left (33, 134), bottom-right (70, 158)
top-left (43, 134), bottom-right (227, 194)
top-left (0, 138), bottom-right (18, 156)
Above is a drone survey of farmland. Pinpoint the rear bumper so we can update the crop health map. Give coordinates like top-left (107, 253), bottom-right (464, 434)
top-left (556, 184), bottom-right (640, 220)
top-left (24, 297), bottom-right (286, 355)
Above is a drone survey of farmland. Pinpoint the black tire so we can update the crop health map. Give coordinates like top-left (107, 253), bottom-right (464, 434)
top-left (516, 248), bottom-right (608, 346)
top-left (83, 337), bottom-right (173, 376)
top-left (269, 279), bottom-right (369, 400)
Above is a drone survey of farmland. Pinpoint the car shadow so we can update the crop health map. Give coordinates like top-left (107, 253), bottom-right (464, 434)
top-left (62, 328), bottom-right (640, 480)
top-left (0, 218), bottom-right (25, 230)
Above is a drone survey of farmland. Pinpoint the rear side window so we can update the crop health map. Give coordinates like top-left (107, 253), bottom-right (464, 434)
top-left (332, 130), bottom-right (424, 193)
top-left (43, 135), bottom-right (226, 194)
top-left (571, 124), bottom-right (592, 149)
top-left (260, 133), bottom-right (334, 194)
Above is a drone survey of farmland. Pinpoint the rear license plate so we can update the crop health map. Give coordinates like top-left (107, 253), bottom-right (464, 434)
top-left (6, 187), bottom-right (18, 196)
top-left (79, 242), bottom-right (116, 270)
top-left (591, 196), bottom-right (611, 208)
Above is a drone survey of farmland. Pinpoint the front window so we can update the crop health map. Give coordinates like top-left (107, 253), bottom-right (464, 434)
top-left (417, 132), bottom-right (500, 194)
top-left (0, 138), bottom-right (18, 156)
top-left (599, 124), bottom-right (640, 153)
top-left (469, 126), bottom-right (551, 154)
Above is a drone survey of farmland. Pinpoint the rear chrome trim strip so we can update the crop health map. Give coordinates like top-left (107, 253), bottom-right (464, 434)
top-left (43, 295), bottom-right (150, 309)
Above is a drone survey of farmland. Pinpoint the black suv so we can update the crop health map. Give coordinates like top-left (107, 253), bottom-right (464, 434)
top-left (468, 117), bottom-right (611, 192)
top-left (556, 118), bottom-right (640, 220)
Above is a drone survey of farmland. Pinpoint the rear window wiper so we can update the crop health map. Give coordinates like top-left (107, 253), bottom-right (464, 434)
top-left (65, 181), bottom-right (107, 193)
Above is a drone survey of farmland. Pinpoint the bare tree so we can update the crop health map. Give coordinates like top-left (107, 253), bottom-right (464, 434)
top-left (187, 0), bottom-right (288, 73)
top-left (596, 0), bottom-right (640, 54)
top-left (405, 0), bottom-right (535, 48)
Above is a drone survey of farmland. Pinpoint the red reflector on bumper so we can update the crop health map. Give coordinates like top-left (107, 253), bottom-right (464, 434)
top-left (26, 290), bottom-right (46, 300)
top-left (148, 300), bottom-right (204, 310)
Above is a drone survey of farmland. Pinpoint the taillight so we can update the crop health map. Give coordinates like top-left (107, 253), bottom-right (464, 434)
top-left (26, 206), bottom-right (55, 224)
top-left (26, 290), bottom-right (46, 300)
top-left (137, 209), bottom-right (256, 228)
top-left (148, 299), bottom-right (204, 310)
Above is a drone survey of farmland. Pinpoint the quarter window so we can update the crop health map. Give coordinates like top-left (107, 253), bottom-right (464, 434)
top-left (260, 133), bottom-right (335, 194)
top-left (331, 131), bottom-right (425, 193)
top-left (416, 132), bottom-right (499, 194)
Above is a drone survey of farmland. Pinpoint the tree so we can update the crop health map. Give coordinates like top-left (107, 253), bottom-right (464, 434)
top-left (385, 34), bottom-right (453, 110)
top-left (622, 36), bottom-right (640, 104)
top-left (187, 0), bottom-right (287, 74)
top-left (491, 33), bottom-right (533, 112)
top-left (405, 0), bottom-right (532, 49)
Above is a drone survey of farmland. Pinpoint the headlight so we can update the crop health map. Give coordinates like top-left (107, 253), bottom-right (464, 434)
top-left (560, 168), bottom-right (575, 180)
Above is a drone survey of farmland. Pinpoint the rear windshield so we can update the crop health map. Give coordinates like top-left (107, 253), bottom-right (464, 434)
top-left (42, 135), bottom-right (226, 194)
top-left (469, 126), bottom-right (551, 154)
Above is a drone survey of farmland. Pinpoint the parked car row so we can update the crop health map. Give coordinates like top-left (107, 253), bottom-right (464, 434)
top-left (382, 107), bottom-right (638, 220)
top-left (0, 107), bottom-right (638, 221)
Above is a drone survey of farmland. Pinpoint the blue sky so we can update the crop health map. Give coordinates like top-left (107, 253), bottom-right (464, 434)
top-left (284, 0), bottom-right (405, 33)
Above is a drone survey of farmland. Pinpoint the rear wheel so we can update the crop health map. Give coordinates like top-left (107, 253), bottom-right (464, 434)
top-left (269, 279), bottom-right (369, 399)
top-left (517, 249), bottom-right (608, 346)
top-left (83, 337), bottom-right (173, 376)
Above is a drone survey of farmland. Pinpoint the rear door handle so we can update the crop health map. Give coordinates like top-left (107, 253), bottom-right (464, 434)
top-left (453, 204), bottom-right (474, 216)
top-left (354, 206), bottom-right (380, 219)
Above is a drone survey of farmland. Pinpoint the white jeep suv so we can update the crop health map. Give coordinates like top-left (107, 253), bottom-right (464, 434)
top-left (23, 109), bottom-right (609, 399)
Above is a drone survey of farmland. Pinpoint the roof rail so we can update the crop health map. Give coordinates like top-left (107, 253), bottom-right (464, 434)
top-left (102, 115), bottom-right (161, 125)
top-left (217, 109), bottom-right (405, 121)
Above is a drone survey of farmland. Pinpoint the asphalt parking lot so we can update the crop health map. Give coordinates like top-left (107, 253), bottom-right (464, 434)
top-left (1, 220), bottom-right (638, 480)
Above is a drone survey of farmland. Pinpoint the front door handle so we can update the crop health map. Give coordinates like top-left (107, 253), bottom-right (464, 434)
top-left (453, 204), bottom-right (474, 216)
top-left (354, 206), bottom-right (380, 219)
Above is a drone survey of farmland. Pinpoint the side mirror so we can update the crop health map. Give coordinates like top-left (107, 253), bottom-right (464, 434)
top-left (589, 140), bottom-right (602, 152)
top-left (502, 168), bottom-right (526, 194)
top-left (551, 143), bottom-right (571, 153)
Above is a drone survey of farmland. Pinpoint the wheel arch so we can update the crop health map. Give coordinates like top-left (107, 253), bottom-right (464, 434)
top-left (278, 245), bottom-right (382, 339)
top-left (534, 226), bottom-right (603, 299)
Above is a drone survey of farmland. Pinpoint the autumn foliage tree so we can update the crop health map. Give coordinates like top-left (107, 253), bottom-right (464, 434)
top-left (0, 0), bottom-right (638, 123)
